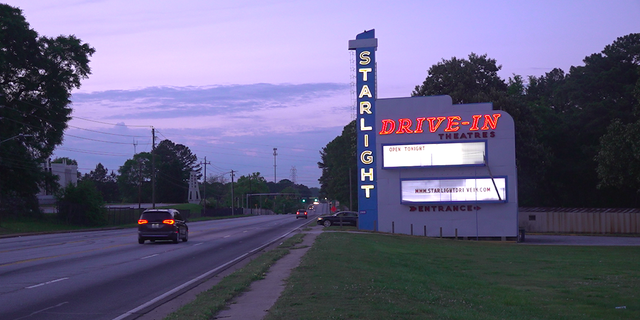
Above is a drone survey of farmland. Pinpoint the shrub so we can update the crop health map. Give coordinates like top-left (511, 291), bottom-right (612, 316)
top-left (56, 180), bottom-right (107, 226)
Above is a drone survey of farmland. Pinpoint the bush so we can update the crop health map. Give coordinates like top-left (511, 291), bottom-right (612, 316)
top-left (56, 180), bottom-right (107, 226)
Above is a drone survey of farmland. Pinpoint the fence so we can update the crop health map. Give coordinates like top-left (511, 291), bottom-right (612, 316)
top-left (519, 208), bottom-right (640, 234)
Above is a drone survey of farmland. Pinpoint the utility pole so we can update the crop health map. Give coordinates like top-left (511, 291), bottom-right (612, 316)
top-left (151, 127), bottom-right (156, 209)
top-left (230, 170), bottom-right (235, 215)
top-left (133, 139), bottom-right (138, 155)
top-left (138, 159), bottom-right (142, 209)
top-left (200, 157), bottom-right (211, 210)
top-left (273, 147), bottom-right (278, 183)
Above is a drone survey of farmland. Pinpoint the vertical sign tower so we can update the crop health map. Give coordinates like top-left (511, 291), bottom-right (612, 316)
top-left (349, 29), bottom-right (378, 230)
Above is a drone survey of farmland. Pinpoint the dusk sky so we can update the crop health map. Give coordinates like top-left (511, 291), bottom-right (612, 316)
top-left (7, 0), bottom-right (639, 188)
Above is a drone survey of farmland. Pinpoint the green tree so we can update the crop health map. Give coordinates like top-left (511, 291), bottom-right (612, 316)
top-left (154, 139), bottom-right (200, 203)
top-left (51, 157), bottom-right (78, 165)
top-left (56, 180), bottom-right (107, 226)
top-left (318, 120), bottom-right (357, 209)
top-left (236, 172), bottom-right (269, 208)
top-left (0, 4), bottom-right (94, 216)
top-left (534, 33), bottom-right (640, 207)
top-left (412, 53), bottom-right (507, 105)
top-left (595, 119), bottom-right (640, 197)
top-left (82, 163), bottom-right (119, 203)
top-left (118, 152), bottom-right (152, 203)
top-left (203, 174), bottom-right (227, 208)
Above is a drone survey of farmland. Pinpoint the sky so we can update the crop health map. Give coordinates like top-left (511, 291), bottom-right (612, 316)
top-left (6, 0), bottom-right (640, 188)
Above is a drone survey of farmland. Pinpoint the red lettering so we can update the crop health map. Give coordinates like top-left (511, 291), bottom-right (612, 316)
top-left (414, 117), bottom-right (426, 133)
top-left (469, 114), bottom-right (481, 131)
top-left (395, 118), bottom-right (414, 134)
top-left (481, 113), bottom-right (501, 130)
top-left (444, 116), bottom-right (461, 132)
top-left (426, 117), bottom-right (446, 132)
top-left (379, 119), bottom-right (395, 135)
top-left (409, 206), bottom-right (417, 212)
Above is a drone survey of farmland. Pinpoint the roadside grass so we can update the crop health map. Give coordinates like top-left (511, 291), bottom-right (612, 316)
top-left (266, 232), bottom-right (640, 320)
top-left (0, 214), bottom-right (87, 235)
top-left (164, 233), bottom-right (306, 320)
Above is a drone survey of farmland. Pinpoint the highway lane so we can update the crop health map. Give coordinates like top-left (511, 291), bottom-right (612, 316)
top-left (0, 212), bottom-right (316, 320)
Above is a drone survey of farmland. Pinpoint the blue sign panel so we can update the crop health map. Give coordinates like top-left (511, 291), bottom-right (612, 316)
top-left (349, 30), bottom-right (378, 231)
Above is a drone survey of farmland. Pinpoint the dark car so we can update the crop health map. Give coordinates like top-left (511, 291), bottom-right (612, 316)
top-left (138, 209), bottom-right (188, 244)
top-left (296, 209), bottom-right (308, 219)
top-left (316, 211), bottom-right (358, 227)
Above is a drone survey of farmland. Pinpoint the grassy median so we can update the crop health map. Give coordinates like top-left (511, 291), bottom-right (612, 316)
top-left (266, 232), bottom-right (640, 320)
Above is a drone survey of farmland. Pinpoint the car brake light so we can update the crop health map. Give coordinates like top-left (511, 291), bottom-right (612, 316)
top-left (138, 219), bottom-right (148, 224)
top-left (162, 219), bottom-right (175, 225)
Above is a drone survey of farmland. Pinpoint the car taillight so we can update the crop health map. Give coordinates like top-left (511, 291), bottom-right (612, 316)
top-left (138, 219), bottom-right (148, 224)
top-left (162, 219), bottom-right (175, 225)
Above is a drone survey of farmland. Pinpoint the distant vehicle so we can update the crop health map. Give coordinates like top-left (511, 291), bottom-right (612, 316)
top-left (307, 205), bottom-right (314, 210)
top-left (296, 209), bottom-right (308, 219)
top-left (138, 209), bottom-right (188, 244)
top-left (316, 211), bottom-right (358, 227)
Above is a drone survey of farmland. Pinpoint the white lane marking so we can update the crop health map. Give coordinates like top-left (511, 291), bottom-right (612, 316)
top-left (26, 277), bottom-right (69, 289)
top-left (194, 242), bottom-right (203, 246)
top-left (243, 230), bottom-right (248, 233)
top-left (113, 223), bottom-right (302, 320)
top-left (14, 302), bottom-right (69, 320)
top-left (141, 254), bottom-right (159, 260)
top-left (223, 235), bottom-right (231, 238)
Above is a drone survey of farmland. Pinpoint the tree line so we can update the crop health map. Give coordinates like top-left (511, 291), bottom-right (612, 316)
top-left (319, 33), bottom-right (640, 208)
top-left (80, 144), bottom-right (315, 213)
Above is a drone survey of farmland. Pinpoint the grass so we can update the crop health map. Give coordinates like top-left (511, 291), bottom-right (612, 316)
top-left (164, 233), bottom-right (306, 320)
top-left (265, 232), bottom-right (640, 320)
top-left (0, 214), bottom-right (88, 235)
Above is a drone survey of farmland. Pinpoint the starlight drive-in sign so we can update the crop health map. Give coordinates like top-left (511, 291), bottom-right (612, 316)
top-left (383, 141), bottom-right (486, 168)
top-left (401, 177), bottom-right (506, 203)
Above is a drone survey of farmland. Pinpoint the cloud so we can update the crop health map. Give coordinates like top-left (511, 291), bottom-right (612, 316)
top-left (56, 83), bottom-right (353, 187)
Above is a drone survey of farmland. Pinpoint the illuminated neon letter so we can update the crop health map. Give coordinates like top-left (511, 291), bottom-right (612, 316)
top-left (469, 114), bottom-right (482, 131)
top-left (360, 118), bottom-right (372, 131)
top-left (395, 118), bottom-right (414, 134)
top-left (359, 51), bottom-right (371, 65)
top-left (360, 151), bottom-right (373, 164)
top-left (359, 68), bottom-right (372, 81)
top-left (481, 113), bottom-right (501, 130)
top-left (361, 168), bottom-right (374, 181)
top-left (444, 116), bottom-right (462, 132)
top-left (414, 117), bottom-right (426, 133)
top-left (361, 185), bottom-right (374, 198)
top-left (360, 101), bottom-right (372, 115)
top-left (379, 119), bottom-right (396, 135)
top-left (364, 134), bottom-right (369, 147)
top-left (359, 85), bottom-right (372, 98)
top-left (426, 117), bottom-right (446, 133)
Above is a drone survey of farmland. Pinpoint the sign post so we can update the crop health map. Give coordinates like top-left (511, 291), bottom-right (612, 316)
top-left (349, 29), bottom-right (379, 231)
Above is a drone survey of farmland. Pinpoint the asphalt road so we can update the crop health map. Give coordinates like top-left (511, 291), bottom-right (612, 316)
top-left (0, 214), bottom-right (312, 320)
